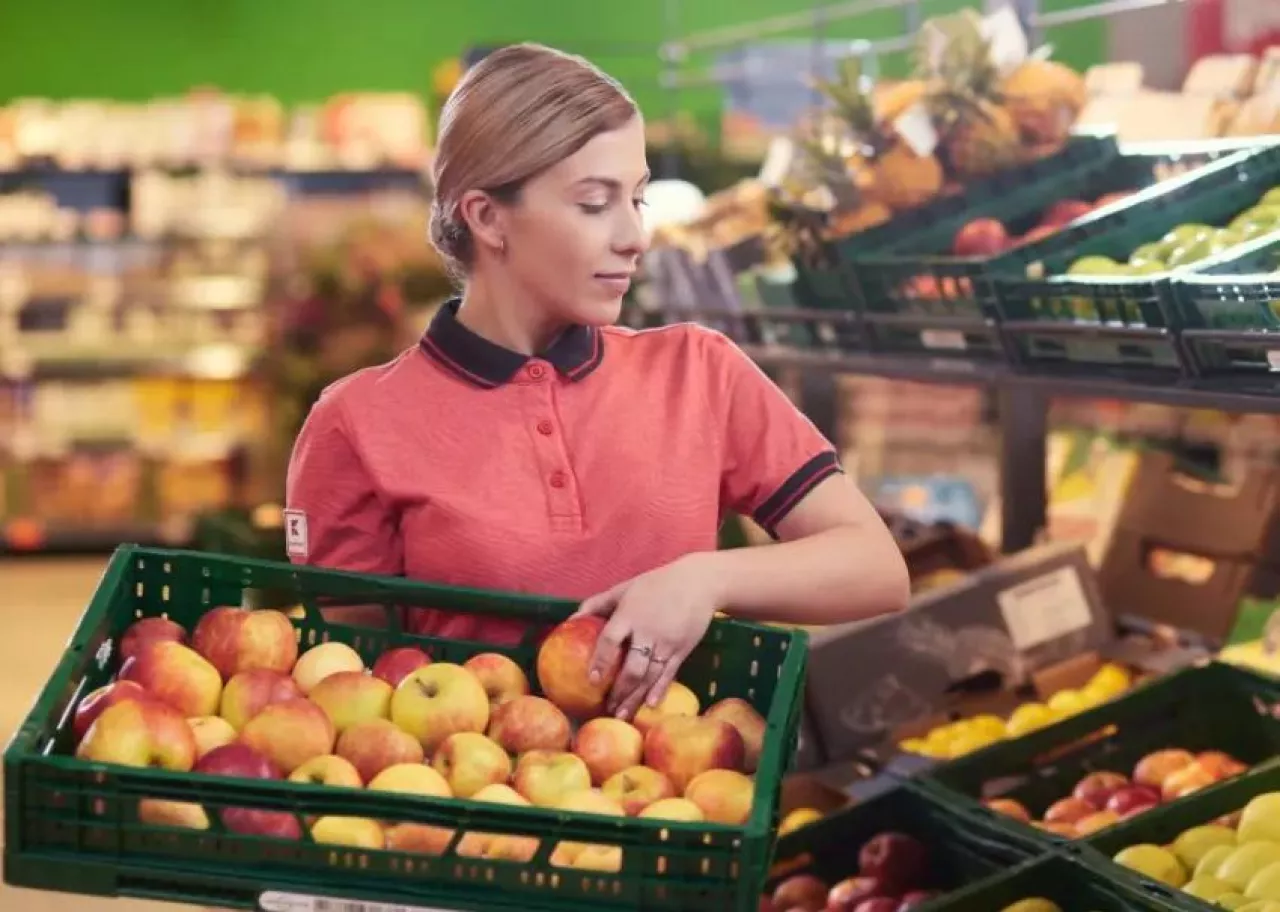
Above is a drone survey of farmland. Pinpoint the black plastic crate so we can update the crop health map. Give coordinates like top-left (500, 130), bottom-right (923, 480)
top-left (863, 312), bottom-right (1009, 363)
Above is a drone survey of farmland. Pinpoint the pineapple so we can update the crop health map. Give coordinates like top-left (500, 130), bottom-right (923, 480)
top-left (1001, 58), bottom-right (1087, 152)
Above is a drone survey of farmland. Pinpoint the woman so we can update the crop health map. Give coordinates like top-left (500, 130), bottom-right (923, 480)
top-left (286, 43), bottom-right (909, 722)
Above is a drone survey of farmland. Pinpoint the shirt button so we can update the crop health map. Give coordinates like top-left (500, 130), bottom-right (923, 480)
top-left (527, 363), bottom-right (546, 380)
top-left (549, 470), bottom-right (567, 489)
top-left (536, 420), bottom-right (554, 436)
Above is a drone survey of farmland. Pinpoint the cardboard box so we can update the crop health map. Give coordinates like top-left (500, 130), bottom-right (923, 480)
top-left (804, 543), bottom-right (1113, 763)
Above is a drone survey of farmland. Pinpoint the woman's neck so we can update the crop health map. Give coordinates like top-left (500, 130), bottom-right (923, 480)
top-left (457, 276), bottom-right (567, 355)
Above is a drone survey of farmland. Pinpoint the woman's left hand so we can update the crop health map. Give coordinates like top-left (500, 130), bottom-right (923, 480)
top-left (573, 553), bottom-right (725, 721)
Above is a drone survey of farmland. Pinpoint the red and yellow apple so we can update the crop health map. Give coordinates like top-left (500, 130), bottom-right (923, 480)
top-left (289, 754), bottom-right (364, 789)
top-left (120, 617), bottom-right (187, 661)
top-left (535, 616), bottom-right (620, 719)
top-left (219, 669), bottom-right (303, 731)
top-left (574, 717), bottom-right (644, 786)
top-left (390, 663), bottom-right (490, 754)
top-left (1075, 809), bottom-right (1120, 835)
top-left (602, 765), bottom-right (676, 816)
top-left (371, 646), bottom-right (432, 688)
top-left (194, 742), bottom-right (299, 838)
top-left (684, 769), bottom-right (754, 826)
top-left (513, 750), bottom-right (592, 807)
top-left (1160, 762), bottom-right (1216, 800)
top-left (137, 797), bottom-right (209, 830)
top-left (463, 652), bottom-right (530, 709)
top-left (638, 797), bottom-right (704, 822)
top-left (1197, 750), bottom-right (1248, 780)
top-left (368, 762), bottom-right (452, 798)
top-left (432, 732), bottom-right (512, 799)
top-left (186, 715), bottom-right (237, 761)
top-left (385, 822), bottom-right (455, 857)
top-left (1044, 796), bottom-right (1095, 825)
top-left (1132, 749), bottom-right (1196, 790)
top-left (240, 698), bottom-right (335, 775)
top-left (76, 698), bottom-right (196, 771)
top-left (121, 641), bottom-right (222, 718)
top-left (456, 783), bottom-right (533, 860)
top-left (1073, 771), bottom-right (1129, 810)
top-left (643, 715), bottom-right (745, 792)
top-left (191, 606), bottom-right (298, 679)
top-left (335, 718), bottom-right (424, 784)
top-left (984, 798), bottom-right (1031, 824)
top-left (308, 670), bottom-right (392, 733)
top-left (488, 695), bottom-right (571, 755)
top-left (703, 698), bottom-right (766, 773)
top-left (550, 790), bottom-right (625, 872)
top-left (311, 816), bottom-right (385, 849)
top-left (291, 641), bottom-right (365, 694)
top-left (73, 680), bottom-right (150, 743)
top-left (632, 681), bottom-right (700, 736)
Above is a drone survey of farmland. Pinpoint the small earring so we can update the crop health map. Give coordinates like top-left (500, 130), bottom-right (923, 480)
top-left (498, 238), bottom-right (507, 255)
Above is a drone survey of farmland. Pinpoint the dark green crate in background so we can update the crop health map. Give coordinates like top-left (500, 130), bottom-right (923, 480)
top-left (917, 663), bottom-right (1280, 845)
top-left (4, 545), bottom-right (808, 912)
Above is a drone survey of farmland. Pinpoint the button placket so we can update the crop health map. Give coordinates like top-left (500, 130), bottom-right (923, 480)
top-left (519, 380), bottom-right (581, 526)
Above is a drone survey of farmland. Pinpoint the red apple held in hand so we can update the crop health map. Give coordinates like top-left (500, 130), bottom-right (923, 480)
top-left (76, 698), bottom-right (196, 771)
top-left (1073, 771), bottom-right (1130, 810)
top-left (121, 641), bottom-right (223, 718)
top-left (371, 646), bottom-right (431, 688)
top-left (827, 876), bottom-right (888, 911)
top-left (1107, 784), bottom-right (1162, 817)
top-left (120, 617), bottom-right (187, 661)
top-left (1045, 796), bottom-right (1095, 825)
top-left (952, 218), bottom-right (1010, 257)
top-left (73, 680), bottom-right (150, 743)
top-left (191, 606), bottom-right (298, 679)
top-left (1041, 199), bottom-right (1093, 227)
top-left (643, 715), bottom-right (746, 792)
top-left (335, 718), bottom-right (424, 784)
top-left (464, 652), bottom-right (530, 709)
top-left (858, 832), bottom-right (927, 892)
top-left (239, 698), bottom-right (335, 775)
top-left (536, 616), bottom-right (622, 719)
top-left (771, 874), bottom-right (828, 912)
top-left (488, 694), bottom-right (571, 755)
top-left (1133, 749), bottom-right (1196, 789)
top-left (219, 669), bottom-right (303, 731)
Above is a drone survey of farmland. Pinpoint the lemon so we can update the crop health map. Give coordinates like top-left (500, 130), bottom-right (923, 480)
top-left (899, 738), bottom-right (929, 755)
top-left (968, 714), bottom-right (1009, 739)
top-left (1047, 689), bottom-right (1086, 716)
top-left (946, 729), bottom-right (998, 758)
top-left (1006, 703), bottom-right (1055, 737)
top-left (1088, 663), bottom-right (1131, 697)
top-left (779, 807), bottom-right (823, 835)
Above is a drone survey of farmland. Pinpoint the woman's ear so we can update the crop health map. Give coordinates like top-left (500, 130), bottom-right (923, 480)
top-left (457, 189), bottom-right (506, 255)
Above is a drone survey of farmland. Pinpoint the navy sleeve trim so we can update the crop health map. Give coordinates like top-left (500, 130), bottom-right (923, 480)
top-left (752, 451), bottom-right (844, 538)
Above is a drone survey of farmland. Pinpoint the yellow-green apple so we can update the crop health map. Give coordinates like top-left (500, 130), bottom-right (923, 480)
top-left (390, 663), bottom-right (490, 754)
top-left (292, 642), bottom-right (365, 694)
top-left (487, 695), bottom-right (571, 755)
top-left (371, 646), bottom-right (432, 688)
top-left (137, 797), bottom-right (209, 830)
top-left (456, 783), bottom-right (532, 859)
top-left (336, 718), bottom-right (424, 784)
top-left (191, 606), bottom-right (298, 679)
top-left (219, 669), bottom-right (302, 731)
top-left (186, 716), bottom-right (237, 761)
top-left (573, 718), bottom-right (643, 786)
top-left (73, 680), bottom-right (149, 742)
top-left (684, 769), bottom-right (754, 825)
top-left (703, 698), bottom-right (766, 773)
top-left (632, 681), bottom-right (700, 736)
top-left (432, 732), bottom-right (512, 798)
top-left (76, 698), bottom-right (196, 771)
top-left (289, 754), bottom-right (364, 788)
top-left (311, 816), bottom-right (385, 849)
top-left (638, 797), bottom-right (704, 822)
top-left (368, 762), bottom-right (453, 798)
top-left (308, 671), bottom-right (392, 733)
top-left (121, 641), bottom-right (222, 718)
top-left (643, 716), bottom-right (745, 792)
top-left (536, 616), bottom-right (621, 719)
top-left (240, 698), bottom-right (335, 774)
top-left (120, 616), bottom-right (187, 661)
top-left (550, 790), bottom-right (625, 871)
top-left (513, 750), bottom-right (592, 807)
top-left (194, 742), bottom-right (300, 838)
top-left (602, 765), bottom-right (676, 816)
top-left (463, 652), bottom-right (530, 710)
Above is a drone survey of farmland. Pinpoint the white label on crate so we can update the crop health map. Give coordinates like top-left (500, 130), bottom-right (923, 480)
top-left (997, 566), bottom-right (1094, 650)
top-left (284, 509), bottom-right (309, 558)
top-left (259, 892), bottom-right (448, 912)
top-left (1266, 349), bottom-right (1280, 372)
top-left (893, 102), bottom-right (939, 158)
top-left (920, 329), bottom-right (967, 351)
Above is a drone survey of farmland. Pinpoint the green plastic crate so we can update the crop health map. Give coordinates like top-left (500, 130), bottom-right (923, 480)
top-left (929, 854), bottom-right (1200, 912)
top-left (765, 782), bottom-right (1044, 909)
top-left (918, 663), bottom-right (1280, 845)
top-left (4, 545), bottom-right (809, 912)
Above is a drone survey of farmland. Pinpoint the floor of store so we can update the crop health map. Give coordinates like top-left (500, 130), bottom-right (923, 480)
top-left (1, 556), bottom-right (197, 911)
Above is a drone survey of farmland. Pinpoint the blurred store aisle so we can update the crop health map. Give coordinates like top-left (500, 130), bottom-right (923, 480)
top-left (0, 556), bottom-right (196, 911)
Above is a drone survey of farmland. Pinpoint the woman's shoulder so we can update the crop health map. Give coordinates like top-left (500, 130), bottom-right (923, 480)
top-left (308, 347), bottom-right (424, 423)
top-left (602, 319), bottom-right (740, 362)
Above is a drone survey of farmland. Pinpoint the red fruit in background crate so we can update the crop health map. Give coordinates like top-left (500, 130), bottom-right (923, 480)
top-left (827, 875), bottom-right (892, 910)
top-left (1106, 784), bottom-right (1162, 817)
top-left (1018, 224), bottom-right (1058, 247)
top-left (858, 832), bottom-right (927, 891)
top-left (73, 680), bottom-right (150, 742)
top-left (771, 873), bottom-right (828, 911)
top-left (1073, 771), bottom-right (1130, 810)
top-left (371, 646), bottom-right (432, 688)
top-left (951, 219), bottom-right (1010, 256)
top-left (1041, 199), bottom-right (1093, 227)
top-left (897, 891), bottom-right (938, 911)
top-left (120, 617), bottom-right (188, 661)
top-left (854, 900), bottom-right (902, 912)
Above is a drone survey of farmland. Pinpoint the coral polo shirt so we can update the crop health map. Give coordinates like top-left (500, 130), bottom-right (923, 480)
top-left (285, 299), bottom-right (841, 644)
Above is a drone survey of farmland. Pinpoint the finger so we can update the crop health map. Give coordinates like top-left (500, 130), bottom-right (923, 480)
top-left (608, 644), bottom-right (653, 718)
top-left (589, 616), bottom-right (630, 685)
top-left (573, 580), bottom-right (627, 618)
top-left (617, 650), bottom-right (668, 720)
top-left (644, 648), bottom-right (687, 709)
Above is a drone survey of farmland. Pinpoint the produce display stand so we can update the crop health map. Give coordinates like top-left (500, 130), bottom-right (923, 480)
top-left (3, 545), bottom-right (809, 912)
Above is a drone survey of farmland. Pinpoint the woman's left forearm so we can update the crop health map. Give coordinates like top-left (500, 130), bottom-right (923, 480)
top-left (701, 524), bottom-right (909, 626)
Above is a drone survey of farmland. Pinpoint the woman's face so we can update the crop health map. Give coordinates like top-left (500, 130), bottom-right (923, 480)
top-left (500, 114), bottom-right (650, 328)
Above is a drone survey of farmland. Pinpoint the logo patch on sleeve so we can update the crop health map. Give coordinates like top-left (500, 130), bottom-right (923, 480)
top-left (284, 510), bottom-right (309, 558)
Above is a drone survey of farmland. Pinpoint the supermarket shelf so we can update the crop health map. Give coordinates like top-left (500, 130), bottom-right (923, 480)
top-left (1, 521), bottom-right (190, 555)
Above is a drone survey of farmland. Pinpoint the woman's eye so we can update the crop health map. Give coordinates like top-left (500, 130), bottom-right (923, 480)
top-left (632, 198), bottom-right (648, 210)
top-left (579, 202), bottom-right (608, 215)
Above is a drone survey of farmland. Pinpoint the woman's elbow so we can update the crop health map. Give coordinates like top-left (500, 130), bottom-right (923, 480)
top-left (876, 545), bottom-right (911, 616)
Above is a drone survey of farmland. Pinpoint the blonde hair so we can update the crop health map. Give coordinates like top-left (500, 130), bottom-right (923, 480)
top-left (428, 43), bottom-right (639, 276)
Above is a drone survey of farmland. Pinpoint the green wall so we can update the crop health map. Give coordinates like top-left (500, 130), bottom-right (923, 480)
top-left (0, 1), bottom-right (1105, 120)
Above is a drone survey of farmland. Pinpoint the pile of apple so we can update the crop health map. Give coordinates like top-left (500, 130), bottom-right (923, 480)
top-left (949, 191), bottom-right (1135, 258)
top-left (73, 611), bottom-right (767, 871)
top-left (1113, 791), bottom-right (1280, 909)
top-left (765, 832), bottom-right (938, 912)
top-left (984, 748), bottom-right (1248, 839)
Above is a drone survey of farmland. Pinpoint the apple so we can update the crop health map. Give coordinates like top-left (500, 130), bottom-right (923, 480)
top-left (574, 717), bottom-right (643, 785)
top-left (137, 797), bottom-right (209, 830)
top-left (120, 641), bottom-right (222, 718)
top-left (983, 798), bottom-right (1031, 823)
top-left (219, 669), bottom-right (303, 731)
top-left (391, 663), bottom-right (490, 754)
top-left (223, 807), bottom-right (302, 840)
top-left (73, 680), bottom-right (150, 743)
top-left (194, 743), bottom-right (298, 838)
top-left (632, 681), bottom-right (701, 736)
top-left (771, 874), bottom-right (828, 912)
top-left (487, 694), bottom-right (571, 755)
top-left (952, 218), bottom-right (1010, 257)
top-left (859, 832), bottom-right (927, 892)
top-left (371, 646), bottom-right (432, 688)
top-left (191, 606), bottom-right (298, 679)
top-left (432, 731), bottom-right (512, 799)
top-left (186, 716), bottom-right (237, 761)
top-left (336, 718), bottom-right (424, 784)
top-left (550, 790), bottom-right (625, 872)
top-left (638, 797), bottom-right (703, 822)
top-left (535, 616), bottom-right (621, 719)
top-left (685, 769), bottom-right (754, 826)
top-left (1042, 199), bottom-right (1093, 227)
top-left (239, 698), bottom-right (335, 775)
top-left (289, 754), bottom-right (363, 788)
top-left (308, 670), bottom-right (392, 733)
top-left (1075, 809), bottom-right (1120, 835)
top-left (312, 816), bottom-right (385, 849)
top-left (76, 698), bottom-right (196, 771)
top-left (703, 698), bottom-right (766, 773)
top-left (897, 891), bottom-right (938, 911)
top-left (1107, 784), bottom-right (1162, 817)
top-left (120, 617), bottom-right (187, 661)
top-left (1044, 796), bottom-right (1095, 825)
top-left (1133, 749), bottom-right (1196, 789)
top-left (292, 641), bottom-right (365, 694)
top-left (572, 843), bottom-right (623, 872)
top-left (1196, 751), bottom-right (1247, 780)
top-left (853, 899), bottom-right (900, 912)
top-left (1073, 771), bottom-right (1129, 810)
top-left (1095, 192), bottom-right (1131, 209)
top-left (463, 652), bottom-right (530, 709)
top-left (455, 782), bottom-right (531, 859)
top-left (643, 716), bottom-right (745, 792)
top-left (368, 762), bottom-right (452, 798)
top-left (826, 876), bottom-right (888, 911)
top-left (1161, 762), bottom-right (1217, 800)
top-left (1035, 820), bottom-right (1078, 837)
top-left (603, 765), bottom-right (677, 816)
top-left (485, 832), bottom-right (541, 863)
top-left (513, 750), bottom-right (592, 807)
top-left (1018, 224), bottom-right (1058, 247)
top-left (385, 821), bottom-right (456, 857)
